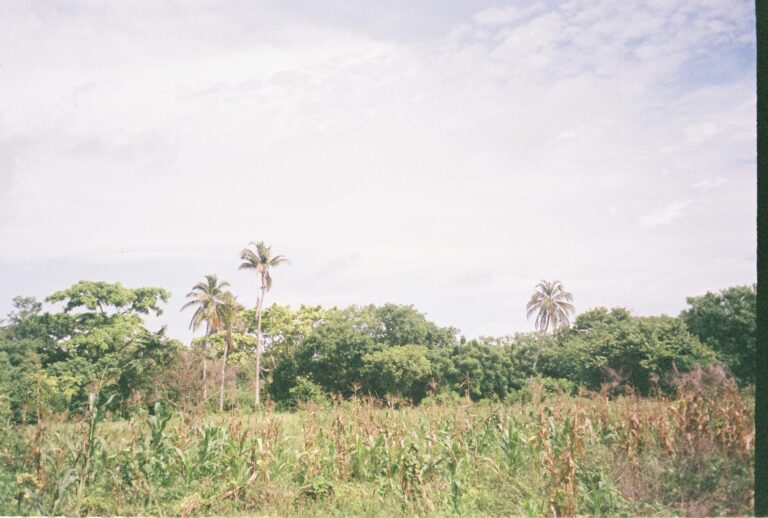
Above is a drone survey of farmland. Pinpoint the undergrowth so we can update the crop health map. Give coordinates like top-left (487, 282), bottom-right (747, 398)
top-left (0, 368), bottom-right (753, 516)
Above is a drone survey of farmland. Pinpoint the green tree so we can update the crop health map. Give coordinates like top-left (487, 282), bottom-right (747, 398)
top-left (363, 345), bottom-right (433, 401)
top-left (181, 275), bottom-right (231, 405)
top-left (47, 281), bottom-right (169, 316)
top-left (547, 308), bottom-right (715, 394)
top-left (244, 304), bottom-right (328, 369)
top-left (269, 306), bottom-right (380, 400)
top-left (239, 241), bottom-right (289, 408)
top-left (6, 296), bottom-right (42, 324)
top-left (440, 342), bottom-right (517, 400)
top-left (31, 281), bottom-right (180, 415)
top-left (503, 332), bottom-right (554, 380)
top-left (0, 329), bottom-right (50, 422)
top-left (267, 304), bottom-right (460, 403)
top-left (681, 285), bottom-right (756, 385)
top-left (0, 298), bottom-right (75, 421)
top-left (375, 304), bottom-right (457, 348)
top-left (526, 280), bottom-right (575, 370)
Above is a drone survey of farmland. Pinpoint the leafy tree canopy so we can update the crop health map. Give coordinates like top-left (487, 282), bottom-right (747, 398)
top-left (268, 304), bottom-right (458, 401)
top-left (1, 281), bottom-right (179, 421)
top-left (47, 280), bottom-right (170, 316)
top-left (6, 296), bottom-right (43, 325)
top-left (376, 303), bottom-right (458, 348)
top-left (246, 304), bottom-right (328, 358)
top-left (680, 285), bottom-right (755, 385)
top-left (545, 308), bottom-right (715, 394)
top-left (199, 330), bottom-right (257, 367)
top-left (363, 345), bottom-right (433, 401)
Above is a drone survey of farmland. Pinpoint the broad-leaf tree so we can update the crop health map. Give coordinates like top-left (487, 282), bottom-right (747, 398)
top-left (43, 281), bottom-right (178, 415)
top-left (268, 304), bottom-right (460, 403)
top-left (181, 275), bottom-right (230, 405)
top-left (376, 304), bottom-right (458, 348)
top-left (239, 241), bottom-right (289, 407)
top-left (547, 307), bottom-right (715, 394)
top-left (242, 304), bottom-right (327, 374)
top-left (363, 345), bottom-right (433, 402)
top-left (681, 285), bottom-right (756, 385)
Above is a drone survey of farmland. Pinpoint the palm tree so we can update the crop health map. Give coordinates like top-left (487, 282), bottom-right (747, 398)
top-left (526, 280), bottom-right (575, 371)
top-left (239, 241), bottom-right (289, 408)
top-left (218, 291), bottom-right (243, 412)
top-left (181, 274), bottom-right (230, 405)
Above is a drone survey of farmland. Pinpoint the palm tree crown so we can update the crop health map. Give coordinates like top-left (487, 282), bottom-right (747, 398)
top-left (526, 280), bottom-right (575, 333)
top-left (239, 241), bottom-right (290, 291)
top-left (181, 274), bottom-right (231, 334)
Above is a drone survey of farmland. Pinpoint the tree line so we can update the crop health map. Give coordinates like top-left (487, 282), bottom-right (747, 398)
top-left (0, 241), bottom-right (755, 422)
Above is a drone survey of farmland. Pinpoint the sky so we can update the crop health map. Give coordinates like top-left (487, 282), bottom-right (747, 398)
top-left (0, 0), bottom-right (756, 343)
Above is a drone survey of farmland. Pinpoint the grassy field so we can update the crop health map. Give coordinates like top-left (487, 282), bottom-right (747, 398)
top-left (1, 378), bottom-right (754, 517)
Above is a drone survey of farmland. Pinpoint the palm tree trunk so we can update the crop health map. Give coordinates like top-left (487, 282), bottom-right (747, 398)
top-left (254, 285), bottom-right (266, 408)
top-left (219, 328), bottom-right (231, 412)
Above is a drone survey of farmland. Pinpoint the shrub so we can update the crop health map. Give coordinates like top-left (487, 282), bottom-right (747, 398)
top-left (505, 376), bottom-right (576, 404)
top-left (287, 377), bottom-right (327, 408)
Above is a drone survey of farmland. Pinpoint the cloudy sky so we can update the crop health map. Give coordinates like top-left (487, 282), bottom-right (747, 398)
top-left (0, 0), bottom-right (756, 342)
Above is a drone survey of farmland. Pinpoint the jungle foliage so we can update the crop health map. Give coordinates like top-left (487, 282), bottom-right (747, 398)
top-left (0, 281), bottom-right (753, 420)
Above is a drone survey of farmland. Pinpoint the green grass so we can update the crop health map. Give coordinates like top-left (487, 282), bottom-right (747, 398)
top-left (0, 384), bottom-right (753, 516)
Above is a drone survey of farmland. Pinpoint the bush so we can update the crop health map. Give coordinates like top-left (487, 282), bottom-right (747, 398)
top-left (421, 390), bottom-right (463, 406)
top-left (300, 477), bottom-right (334, 500)
top-left (287, 377), bottom-right (327, 408)
top-left (505, 376), bottom-right (576, 404)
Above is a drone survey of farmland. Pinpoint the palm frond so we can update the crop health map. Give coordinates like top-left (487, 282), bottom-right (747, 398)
top-left (239, 241), bottom-right (288, 292)
top-left (525, 280), bottom-right (575, 333)
top-left (181, 274), bottom-right (231, 336)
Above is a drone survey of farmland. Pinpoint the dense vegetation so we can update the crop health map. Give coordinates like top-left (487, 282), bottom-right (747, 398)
top-left (0, 243), bottom-right (755, 515)
top-left (0, 281), bottom-right (752, 417)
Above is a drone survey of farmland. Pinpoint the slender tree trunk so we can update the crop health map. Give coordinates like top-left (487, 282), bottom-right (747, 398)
top-left (533, 332), bottom-right (545, 372)
top-left (202, 323), bottom-right (210, 405)
top-left (203, 358), bottom-right (208, 403)
top-left (219, 328), bottom-right (231, 412)
top-left (255, 285), bottom-right (266, 408)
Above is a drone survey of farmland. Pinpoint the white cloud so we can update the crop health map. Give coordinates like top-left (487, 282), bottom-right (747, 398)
top-left (638, 201), bottom-right (696, 229)
top-left (693, 177), bottom-right (728, 191)
top-left (685, 121), bottom-right (720, 144)
top-left (473, 5), bottom-right (541, 26)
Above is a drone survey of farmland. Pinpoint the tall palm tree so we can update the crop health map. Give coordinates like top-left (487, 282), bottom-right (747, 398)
top-left (218, 291), bottom-right (243, 412)
top-left (181, 274), bottom-right (230, 405)
top-left (526, 280), bottom-right (575, 371)
top-left (239, 241), bottom-right (289, 408)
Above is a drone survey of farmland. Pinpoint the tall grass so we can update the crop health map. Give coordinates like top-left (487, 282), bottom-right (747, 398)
top-left (0, 367), bottom-right (753, 516)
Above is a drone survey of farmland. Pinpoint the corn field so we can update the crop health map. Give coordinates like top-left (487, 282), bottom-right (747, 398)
top-left (1, 373), bottom-right (754, 516)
